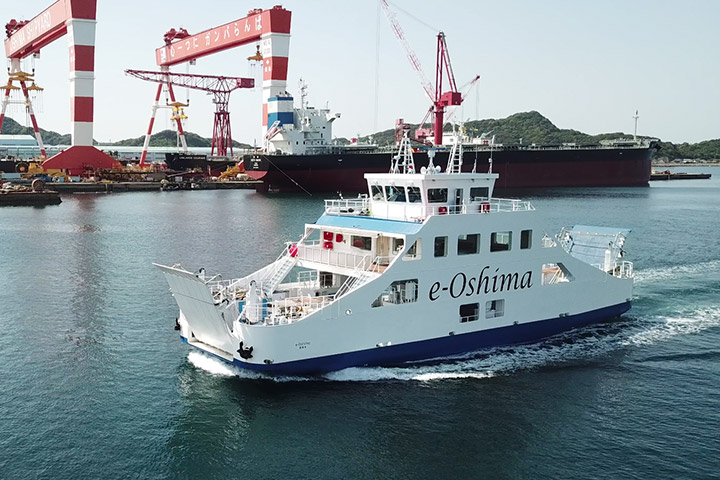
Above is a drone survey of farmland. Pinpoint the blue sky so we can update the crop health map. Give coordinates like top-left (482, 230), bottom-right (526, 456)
top-left (5, 0), bottom-right (719, 144)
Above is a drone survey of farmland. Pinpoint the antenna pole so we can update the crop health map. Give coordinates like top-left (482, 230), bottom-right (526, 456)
top-left (632, 110), bottom-right (639, 141)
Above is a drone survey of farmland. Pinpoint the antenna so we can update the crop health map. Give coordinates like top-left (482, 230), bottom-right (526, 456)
top-left (632, 110), bottom-right (639, 141)
top-left (488, 135), bottom-right (495, 174)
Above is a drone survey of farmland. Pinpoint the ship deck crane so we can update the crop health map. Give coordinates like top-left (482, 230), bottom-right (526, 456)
top-left (380, 0), bottom-right (466, 146)
top-left (125, 70), bottom-right (254, 162)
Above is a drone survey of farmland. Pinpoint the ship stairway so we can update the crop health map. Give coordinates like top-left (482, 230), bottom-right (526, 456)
top-left (336, 259), bottom-right (382, 298)
top-left (446, 137), bottom-right (464, 174)
top-left (261, 252), bottom-right (297, 298)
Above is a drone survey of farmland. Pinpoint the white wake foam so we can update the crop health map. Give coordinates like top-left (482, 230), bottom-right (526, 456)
top-left (187, 351), bottom-right (238, 377)
top-left (186, 306), bottom-right (720, 384)
top-left (623, 307), bottom-right (720, 346)
top-left (634, 260), bottom-right (720, 285)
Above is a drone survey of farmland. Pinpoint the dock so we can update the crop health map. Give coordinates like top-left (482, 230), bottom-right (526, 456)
top-left (47, 180), bottom-right (261, 193)
top-left (650, 171), bottom-right (712, 181)
top-left (0, 190), bottom-right (61, 206)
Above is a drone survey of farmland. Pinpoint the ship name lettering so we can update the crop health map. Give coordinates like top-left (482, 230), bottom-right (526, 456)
top-left (428, 266), bottom-right (533, 301)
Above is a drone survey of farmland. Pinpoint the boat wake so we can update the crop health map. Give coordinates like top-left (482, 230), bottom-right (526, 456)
top-left (633, 259), bottom-right (720, 285)
top-left (186, 261), bottom-right (720, 383)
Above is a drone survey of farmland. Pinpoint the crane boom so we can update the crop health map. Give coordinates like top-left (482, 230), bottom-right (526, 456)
top-left (154, 6), bottom-right (291, 67)
top-left (125, 70), bottom-right (254, 93)
top-left (379, 0), bottom-right (434, 102)
top-left (379, 0), bottom-right (464, 145)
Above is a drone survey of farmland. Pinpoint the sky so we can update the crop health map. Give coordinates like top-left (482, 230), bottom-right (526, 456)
top-left (3, 0), bottom-right (719, 145)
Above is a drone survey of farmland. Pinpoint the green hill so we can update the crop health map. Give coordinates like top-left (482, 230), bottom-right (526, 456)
top-left (0, 116), bottom-right (250, 149)
top-left (358, 111), bottom-right (637, 147)
top-left (3, 112), bottom-right (719, 160)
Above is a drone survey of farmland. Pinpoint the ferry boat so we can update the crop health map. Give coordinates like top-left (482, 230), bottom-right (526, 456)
top-left (156, 135), bottom-right (634, 375)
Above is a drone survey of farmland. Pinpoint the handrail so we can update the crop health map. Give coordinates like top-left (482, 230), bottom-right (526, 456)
top-left (324, 196), bottom-right (534, 221)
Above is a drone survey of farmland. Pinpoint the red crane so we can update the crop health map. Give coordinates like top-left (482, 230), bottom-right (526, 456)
top-left (380, 0), bottom-right (464, 146)
top-left (125, 70), bottom-right (254, 163)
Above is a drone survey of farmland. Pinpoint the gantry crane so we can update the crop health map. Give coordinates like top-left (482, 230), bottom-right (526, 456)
top-left (380, 0), bottom-right (469, 146)
top-left (127, 6), bottom-right (292, 167)
top-left (2, 0), bottom-right (120, 175)
top-left (125, 69), bottom-right (254, 162)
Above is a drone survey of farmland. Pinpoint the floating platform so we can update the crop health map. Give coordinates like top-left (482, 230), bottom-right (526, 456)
top-left (0, 190), bottom-right (61, 206)
top-left (48, 180), bottom-right (261, 193)
top-left (650, 171), bottom-right (712, 181)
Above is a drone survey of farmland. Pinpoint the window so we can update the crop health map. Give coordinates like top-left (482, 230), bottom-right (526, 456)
top-left (320, 272), bottom-right (334, 288)
top-left (352, 235), bottom-right (372, 250)
top-left (542, 263), bottom-right (574, 285)
top-left (371, 185), bottom-right (384, 200)
top-left (385, 185), bottom-right (406, 202)
top-left (458, 234), bottom-right (480, 255)
top-left (403, 240), bottom-right (421, 260)
top-left (521, 230), bottom-right (532, 249)
top-left (372, 279), bottom-right (419, 307)
top-left (460, 303), bottom-right (480, 323)
top-left (485, 299), bottom-right (505, 318)
top-left (470, 186), bottom-right (489, 200)
top-left (434, 236), bottom-right (447, 257)
top-left (427, 188), bottom-right (448, 203)
top-left (491, 231), bottom-right (512, 252)
top-left (407, 186), bottom-right (422, 203)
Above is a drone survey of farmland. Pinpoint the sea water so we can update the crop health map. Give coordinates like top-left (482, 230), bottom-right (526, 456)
top-left (1, 166), bottom-right (718, 479)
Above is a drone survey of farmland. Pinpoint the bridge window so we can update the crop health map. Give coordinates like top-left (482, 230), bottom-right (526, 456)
top-left (491, 231), bottom-right (512, 252)
top-left (521, 230), bottom-right (532, 249)
top-left (470, 186), bottom-right (489, 200)
top-left (385, 185), bottom-right (406, 202)
top-left (485, 299), bottom-right (505, 318)
top-left (434, 236), bottom-right (447, 257)
top-left (372, 279), bottom-right (418, 307)
top-left (407, 186), bottom-right (422, 203)
top-left (458, 234), bottom-right (480, 255)
top-left (427, 188), bottom-right (448, 203)
top-left (460, 303), bottom-right (479, 323)
top-left (371, 185), bottom-right (384, 201)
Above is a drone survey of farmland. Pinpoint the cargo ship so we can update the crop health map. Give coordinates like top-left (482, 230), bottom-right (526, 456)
top-left (238, 94), bottom-right (656, 193)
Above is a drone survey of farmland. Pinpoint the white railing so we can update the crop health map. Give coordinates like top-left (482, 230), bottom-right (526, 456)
top-left (335, 255), bottom-right (387, 298)
top-left (592, 260), bottom-right (634, 279)
top-left (324, 198), bottom-right (370, 216)
top-left (296, 242), bottom-right (373, 270)
top-left (239, 294), bottom-right (335, 326)
top-left (323, 196), bottom-right (533, 222)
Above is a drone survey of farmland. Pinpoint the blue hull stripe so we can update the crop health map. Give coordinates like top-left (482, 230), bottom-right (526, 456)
top-left (184, 302), bottom-right (631, 375)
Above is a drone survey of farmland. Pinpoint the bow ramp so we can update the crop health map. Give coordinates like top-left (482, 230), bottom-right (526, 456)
top-left (154, 263), bottom-right (237, 356)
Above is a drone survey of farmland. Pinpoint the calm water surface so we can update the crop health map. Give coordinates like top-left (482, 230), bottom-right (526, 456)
top-left (1, 166), bottom-right (718, 479)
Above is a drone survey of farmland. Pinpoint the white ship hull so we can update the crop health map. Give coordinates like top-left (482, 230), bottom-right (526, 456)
top-left (157, 145), bottom-right (634, 375)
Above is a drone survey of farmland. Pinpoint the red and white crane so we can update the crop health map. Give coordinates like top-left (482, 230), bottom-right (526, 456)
top-left (125, 69), bottom-right (254, 161)
top-left (2, 0), bottom-right (119, 174)
top-left (380, 0), bottom-right (466, 146)
top-left (130, 6), bottom-right (292, 166)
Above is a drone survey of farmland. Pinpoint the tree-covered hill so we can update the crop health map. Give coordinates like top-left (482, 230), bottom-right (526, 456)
top-left (2, 112), bottom-right (718, 160)
top-left (0, 116), bottom-right (250, 149)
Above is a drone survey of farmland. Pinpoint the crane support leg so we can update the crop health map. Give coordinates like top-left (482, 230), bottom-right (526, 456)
top-left (19, 80), bottom-right (47, 158)
top-left (0, 88), bottom-right (11, 134)
top-left (167, 83), bottom-right (188, 152)
top-left (140, 83), bottom-right (163, 167)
